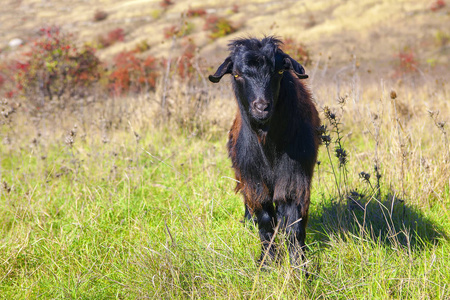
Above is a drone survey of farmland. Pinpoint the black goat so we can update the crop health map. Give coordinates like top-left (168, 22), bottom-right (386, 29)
top-left (209, 37), bottom-right (320, 267)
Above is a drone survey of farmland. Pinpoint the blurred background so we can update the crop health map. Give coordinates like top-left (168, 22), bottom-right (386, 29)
top-left (0, 0), bottom-right (449, 106)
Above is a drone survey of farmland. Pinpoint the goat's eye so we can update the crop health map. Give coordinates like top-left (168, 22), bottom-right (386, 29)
top-left (234, 74), bottom-right (239, 78)
top-left (278, 70), bottom-right (284, 75)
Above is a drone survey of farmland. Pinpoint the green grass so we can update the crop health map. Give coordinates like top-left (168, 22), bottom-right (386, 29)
top-left (1, 79), bottom-right (450, 299)
top-left (1, 122), bottom-right (449, 299)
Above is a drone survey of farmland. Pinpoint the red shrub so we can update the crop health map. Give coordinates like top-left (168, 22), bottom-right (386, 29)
top-left (108, 50), bottom-right (159, 96)
top-left (70, 46), bottom-right (102, 86)
top-left (186, 8), bottom-right (207, 18)
top-left (99, 28), bottom-right (125, 48)
top-left (203, 15), bottom-right (236, 40)
top-left (175, 39), bottom-right (197, 79)
top-left (163, 25), bottom-right (178, 39)
top-left (393, 48), bottom-right (419, 78)
top-left (93, 10), bottom-right (108, 22)
top-left (281, 38), bottom-right (311, 66)
top-left (160, 0), bottom-right (173, 8)
top-left (163, 22), bottom-right (194, 39)
top-left (203, 15), bottom-right (219, 30)
top-left (430, 0), bottom-right (446, 11)
top-left (0, 27), bottom-right (103, 102)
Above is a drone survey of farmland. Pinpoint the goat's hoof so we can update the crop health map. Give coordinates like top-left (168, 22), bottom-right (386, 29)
top-left (256, 253), bottom-right (276, 268)
top-left (256, 259), bottom-right (271, 271)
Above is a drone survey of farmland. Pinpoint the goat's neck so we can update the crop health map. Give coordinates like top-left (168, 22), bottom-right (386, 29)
top-left (240, 113), bottom-right (286, 148)
top-left (237, 110), bottom-right (268, 142)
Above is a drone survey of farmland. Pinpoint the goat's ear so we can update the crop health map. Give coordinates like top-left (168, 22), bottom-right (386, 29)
top-left (283, 56), bottom-right (309, 79)
top-left (209, 57), bottom-right (233, 83)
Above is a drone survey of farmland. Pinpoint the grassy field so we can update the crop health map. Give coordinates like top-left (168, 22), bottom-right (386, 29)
top-left (1, 0), bottom-right (450, 299)
top-left (1, 76), bottom-right (449, 299)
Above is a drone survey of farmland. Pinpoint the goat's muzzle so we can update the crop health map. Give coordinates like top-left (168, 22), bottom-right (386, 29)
top-left (251, 99), bottom-right (271, 121)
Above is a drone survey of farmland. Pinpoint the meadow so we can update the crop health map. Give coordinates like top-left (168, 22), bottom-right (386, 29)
top-left (1, 0), bottom-right (450, 298)
top-left (1, 70), bottom-right (449, 299)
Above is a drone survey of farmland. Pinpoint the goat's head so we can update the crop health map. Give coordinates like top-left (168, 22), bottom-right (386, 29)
top-left (209, 37), bottom-right (308, 124)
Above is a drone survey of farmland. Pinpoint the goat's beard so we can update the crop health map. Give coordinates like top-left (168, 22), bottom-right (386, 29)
top-left (250, 110), bottom-right (271, 122)
top-left (248, 112), bottom-right (273, 133)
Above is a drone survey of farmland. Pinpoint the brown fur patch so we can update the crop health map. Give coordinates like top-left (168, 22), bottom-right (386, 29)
top-left (228, 112), bottom-right (241, 150)
top-left (256, 130), bottom-right (267, 145)
top-left (241, 182), bottom-right (269, 214)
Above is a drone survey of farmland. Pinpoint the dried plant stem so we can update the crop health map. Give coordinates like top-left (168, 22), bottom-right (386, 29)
top-left (325, 144), bottom-right (342, 201)
top-left (428, 110), bottom-right (449, 164)
top-left (390, 90), bottom-right (406, 199)
top-left (161, 36), bottom-right (177, 122)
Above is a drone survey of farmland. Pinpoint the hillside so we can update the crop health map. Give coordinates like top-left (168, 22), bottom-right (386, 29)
top-left (1, 0), bottom-right (449, 76)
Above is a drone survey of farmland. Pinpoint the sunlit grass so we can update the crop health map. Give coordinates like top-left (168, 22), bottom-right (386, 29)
top-left (1, 80), bottom-right (449, 298)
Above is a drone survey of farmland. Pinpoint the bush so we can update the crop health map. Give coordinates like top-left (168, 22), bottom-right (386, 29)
top-left (393, 48), bottom-right (419, 78)
top-left (160, 0), bottom-right (173, 9)
top-left (430, 0), bottom-right (446, 11)
top-left (203, 15), bottom-right (236, 40)
top-left (186, 8), bottom-right (207, 18)
top-left (174, 38), bottom-right (197, 80)
top-left (98, 28), bottom-right (125, 48)
top-left (108, 50), bottom-right (159, 96)
top-left (435, 30), bottom-right (450, 48)
top-left (163, 22), bottom-right (194, 39)
top-left (0, 27), bottom-right (103, 106)
top-left (93, 10), bottom-right (108, 22)
top-left (281, 38), bottom-right (311, 66)
top-left (0, 27), bottom-right (164, 103)
top-left (70, 46), bottom-right (102, 89)
top-left (134, 40), bottom-right (151, 53)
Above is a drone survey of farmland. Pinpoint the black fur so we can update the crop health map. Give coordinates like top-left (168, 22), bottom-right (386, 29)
top-left (209, 37), bottom-right (320, 268)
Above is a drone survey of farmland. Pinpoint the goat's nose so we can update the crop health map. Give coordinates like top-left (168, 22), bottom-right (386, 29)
top-left (252, 100), bottom-right (269, 112)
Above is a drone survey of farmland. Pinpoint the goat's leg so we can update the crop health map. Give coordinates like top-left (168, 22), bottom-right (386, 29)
top-left (244, 204), bottom-right (253, 221)
top-left (254, 202), bottom-right (277, 265)
top-left (242, 195), bottom-right (256, 224)
top-left (278, 201), bottom-right (308, 268)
